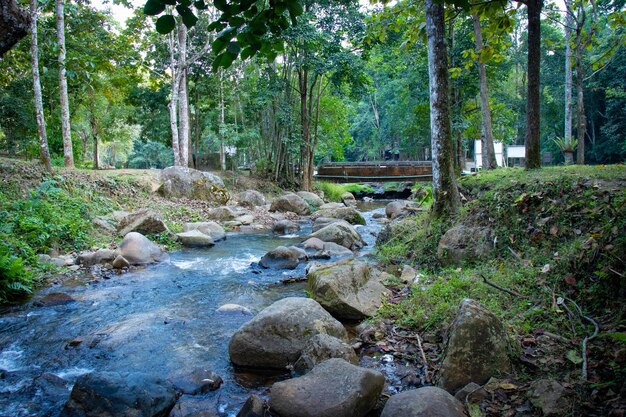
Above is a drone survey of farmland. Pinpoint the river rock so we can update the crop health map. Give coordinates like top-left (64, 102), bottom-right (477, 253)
top-left (385, 201), bottom-right (409, 219)
top-left (307, 222), bottom-right (365, 251)
top-left (269, 358), bottom-right (384, 417)
top-left (259, 246), bottom-right (304, 269)
top-left (111, 255), bottom-right (130, 269)
top-left (60, 372), bottom-right (177, 417)
top-left (237, 395), bottom-right (265, 417)
top-left (312, 217), bottom-right (344, 232)
top-left (77, 249), bottom-right (116, 267)
top-left (217, 304), bottom-right (253, 315)
top-left (302, 237), bottom-right (325, 250)
top-left (296, 191), bottom-right (324, 209)
top-left (320, 242), bottom-right (354, 257)
top-left (160, 166), bottom-right (229, 204)
top-left (293, 334), bottom-right (358, 374)
top-left (118, 232), bottom-right (168, 265)
top-left (380, 386), bottom-right (466, 417)
top-left (270, 193), bottom-right (311, 215)
top-left (183, 222), bottom-right (226, 242)
top-left (272, 220), bottom-right (300, 235)
top-left (238, 190), bottom-right (266, 208)
top-left (236, 214), bottom-right (255, 225)
top-left (35, 292), bottom-right (76, 307)
top-left (437, 225), bottom-right (494, 266)
top-left (117, 209), bottom-right (168, 237)
top-left (207, 206), bottom-right (238, 222)
top-left (341, 192), bottom-right (357, 207)
top-left (438, 299), bottom-right (511, 393)
top-left (311, 207), bottom-right (366, 225)
top-left (307, 259), bottom-right (388, 320)
top-left (228, 297), bottom-right (348, 370)
top-left (176, 230), bottom-right (214, 247)
top-left (454, 382), bottom-right (487, 403)
top-left (170, 368), bottom-right (223, 395)
top-left (319, 202), bottom-right (345, 210)
top-left (528, 379), bottom-right (566, 416)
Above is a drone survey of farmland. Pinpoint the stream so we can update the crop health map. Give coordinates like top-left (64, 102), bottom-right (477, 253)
top-left (0, 202), bottom-right (390, 417)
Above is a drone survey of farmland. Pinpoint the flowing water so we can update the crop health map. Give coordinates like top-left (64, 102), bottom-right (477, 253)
top-left (0, 203), bottom-right (389, 417)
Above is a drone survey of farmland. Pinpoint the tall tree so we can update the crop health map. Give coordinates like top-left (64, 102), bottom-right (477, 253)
top-left (425, 0), bottom-right (461, 217)
top-left (56, 0), bottom-right (73, 167)
top-left (29, 0), bottom-right (51, 172)
top-left (564, 0), bottom-right (574, 151)
top-left (0, 0), bottom-right (29, 57)
top-left (472, 13), bottom-right (497, 169)
top-left (525, 0), bottom-right (542, 169)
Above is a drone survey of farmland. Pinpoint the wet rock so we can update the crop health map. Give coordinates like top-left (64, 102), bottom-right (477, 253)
top-left (35, 292), bottom-right (76, 307)
top-left (307, 259), bottom-right (388, 320)
top-left (169, 396), bottom-right (219, 417)
top-left (117, 209), bottom-right (168, 237)
top-left (216, 304), bottom-right (252, 315)
top-left (238, 190), bottom-right (266, 208)
top-left (293, 334), bottom-right (358, 374)
top-left (296, 191), bottom-right (324, 209)
top-left (341, 192), bottom-right (357, 207)
top-left (207, 206), bottom-right (238, 222)
top-left (381, 386), bottom-right (466, 417)
top-left (273, 220), bottom-right (300, 235)
top-left (259, 246), bottom-right (303, 269)
top-left (237, 395), bottom-right (265, 417)
top-left (160, 166), bottom-right (229, 203)
top-left (239, 225), bottom-right (271, 233)
top-left (528, 379), bottom-right (566, 416)
top-left (183, 222), bottom-right (226, 242)
top-left (170, 368), bottom-right (223, 395)
top-left (454, 382), bottom-right (488, 403)
top-left (312, 217), bottom-right (344, 232)
top-left (269, 358), bottom-right (384, 417)
top-left (269, 193), bottom-right (311, 215)
top-left (118, 232), bottom-right (168, 265)
top-left (228, 297), bottom-right (348, 370)
top-left (176, 230), bottom-right (215, 247)
top-left (375, 224), bottom-right (393, 246)
top-left (320, 242), bottom-right (353, 257)
top-left (111, 255), bottom-right (130, 269)
top-left (60, 371), bottom-right (177, 417)
top-left (77, 249), bottom-right (116, 267)
top-left (307, 221), bottom-right (365, 251)
top-left (311, 207), bottom-right (366, 225)
top-left (437, 225), bottom-right (494, 266)
top-left (302, 237), bottom-right (325, 250)
top-left (438, 299), bottom-right (511, 393)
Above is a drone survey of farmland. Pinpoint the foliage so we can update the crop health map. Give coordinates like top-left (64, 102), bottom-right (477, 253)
top-left (314, 181), bottom-right (346, 202)
top-left (0, 244), bottom-right (33, 304)
top-left (127, 140), bottom-right (175, 169)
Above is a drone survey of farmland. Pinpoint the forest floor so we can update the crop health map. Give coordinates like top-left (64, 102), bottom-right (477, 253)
top-left (373, 165), bottom-right (626, 416)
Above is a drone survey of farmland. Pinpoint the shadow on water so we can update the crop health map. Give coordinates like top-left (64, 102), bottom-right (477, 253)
top-left (0, 205), bottom-right (389, 417)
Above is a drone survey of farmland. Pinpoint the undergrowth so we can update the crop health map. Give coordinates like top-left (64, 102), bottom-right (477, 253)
top-left (315, 181), bottom-right (375, 201)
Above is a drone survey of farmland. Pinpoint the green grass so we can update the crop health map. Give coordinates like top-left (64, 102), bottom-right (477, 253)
top-left (315, 181), bottom-right (376, 202)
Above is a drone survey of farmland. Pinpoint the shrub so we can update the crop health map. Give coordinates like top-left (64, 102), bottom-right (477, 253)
top-left (0, 244), bottom-right (33, 303)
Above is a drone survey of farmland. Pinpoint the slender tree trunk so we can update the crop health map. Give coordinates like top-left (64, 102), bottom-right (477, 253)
top-left (56, 0), bottom-right (73, 167)
top-left (167, 30), bottom-right (181, 166)
top-left (219, 69), bottom-right (226, 171)
top-left (91, 110), bottom-right (99, 169)
top-left (299, 68), bottom-right (311, 191)
top-left (472, 14), bottom-right (497, 170)
top-left (425, 0), bottom-right (461, 217)
top-left (575, 40), bottom-right (586, 164)
top-left (29, 0), bottom-right (51, 173)
top-left (525, 0), bottom-right (542, 169)
top-left (0, 0), bottom-right (30, 57)
top-left (177, 24), bottom-right (189, 167)
top-left (564, 0), bottom-right (573, 147)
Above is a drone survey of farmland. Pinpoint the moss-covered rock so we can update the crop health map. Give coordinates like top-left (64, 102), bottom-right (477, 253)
top-left (160, 166), bottom-right (229, 204)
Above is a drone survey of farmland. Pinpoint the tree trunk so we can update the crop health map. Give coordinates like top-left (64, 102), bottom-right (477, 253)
top-left (0, 0), bottom-right (29, 57)
top-left (167, 30), bottom-right (181, 166)
top-left (472, 14), bottom-right (497, 170)
top-left (29, 0), bottom-right (51, 173)
top-left (219, 68), bottom-right (226, 171)
top-left (575, 40), bottom-right (586, 164)
top-left (564, 0), bottom-right (573, 148)
top-left (91, 110), bottom-right (99, 170)
top-left (177, 24), bottom-right (189, 167)
top-left (56, 0), bottom-right (73, 168)
top-left (299, 68), bottom-right (311, 191)
top-left (425, 0), bottom-right (461, 217)
top-left (525, 0), bottom-right (542, 169)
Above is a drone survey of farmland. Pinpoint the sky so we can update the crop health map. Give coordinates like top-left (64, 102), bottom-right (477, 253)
top-left (90, 0), bottom-right (144, 28)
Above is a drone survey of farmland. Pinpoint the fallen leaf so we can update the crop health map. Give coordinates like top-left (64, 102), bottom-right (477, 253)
top-left (541, 264), bottom-right (551, 274)
top-left (565, 274), bottom-right (576, 286)
top-left (566, 349), bottom-right (583, 365)
top-left (550, 225), bottom-right (559, 235)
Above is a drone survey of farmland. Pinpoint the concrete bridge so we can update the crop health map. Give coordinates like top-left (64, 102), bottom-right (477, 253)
top-left (314, 161), bottom-right (432, 183)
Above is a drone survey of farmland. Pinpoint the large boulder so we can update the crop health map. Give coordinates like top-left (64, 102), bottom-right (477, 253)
top-left (60, 372), bottom-right (177, 417)
top-left (117, 209), bottom-right (168, 237)
top-left (438, 299), bottom-right (511, 393)
top-left (312, 217), bottom-right (344, 232)
top-left (319, 242), bottom-right (354, 257)
top-left (311, 207), bottom-right (366, 225)
top-left (341, 192), bottom-right (357, 207)
top-left (160, 166), bottom-right (229, 203)
top-left (296, 191), bottom-right (324, 209)
top-left (183, 221), bottom-right (226, 242)
top-left (270, 194), bottom-right (311, 215)
top-left (307, 259), bottom-right (388, 320)
top-left (307, 222), bottom-right (365, 251)
top-left (319, 202), bottom-right (345, 210)
top-left (269, 358), bottom-right (384, 417)
top-left (437, 225), bottom-right (494, 266)
top-left (293, 334), bottom-right (358, 374)
top-left (385, 201), bottom-right (410, 219)
top-left (118, 232), bottom-right (168, 265)
top-left (228, 297), bottom-right (348, 370)
top-left (380, 386), bottom-right (466, 417)
top-left (259, 246), bottom-right (304, 269)
top-left (176, 230), bottom-right (214, 247)
top-left (237, 190), bottom-right (266, 208)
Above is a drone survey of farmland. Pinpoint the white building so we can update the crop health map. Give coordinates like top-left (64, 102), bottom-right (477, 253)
top-left (465, 140), bottom-right (526, 171)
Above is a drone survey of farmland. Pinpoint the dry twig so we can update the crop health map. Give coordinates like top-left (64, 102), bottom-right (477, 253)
top-left (480, 274), bottom-right (527, 298)
top-left (416, 333), bottom-right (429, 384)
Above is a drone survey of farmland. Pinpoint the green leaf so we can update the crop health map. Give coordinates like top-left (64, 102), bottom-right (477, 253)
top-left (227, 42), bottom-right (241, 55)
top-left (566, 349), bottom-right (583, 365)
top-left (211, 37), bottom-right (228, 54)
top-left (207, 21), bottom-right (226, 31)
top-left (287, 0), bottom-right (304, 16)
top-left (143, 0), bottom-right (165, 16)
top-left (214, 0), bottom-right (228, 11)
top-left (603, 332), bottom-right (626, 343)
top-left (194, 0), bottom-right (208, 10)
top-left (156, 14), bottom-right (176, 34)
top-left (240, 46), bottom-right (254, 60)
top-left (176, 5), bottom-right (198, 27)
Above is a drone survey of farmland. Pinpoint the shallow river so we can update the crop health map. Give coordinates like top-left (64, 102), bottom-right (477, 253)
top-left (0, 203), bottom-right (388, 417)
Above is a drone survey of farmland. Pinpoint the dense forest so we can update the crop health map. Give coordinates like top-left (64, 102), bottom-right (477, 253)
top-left (0, 0), bottom-right (624, 189)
